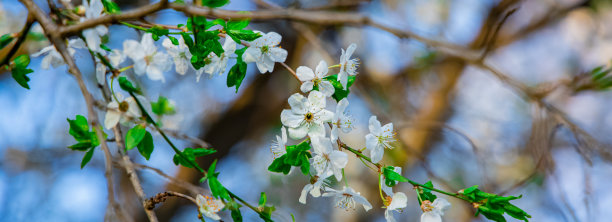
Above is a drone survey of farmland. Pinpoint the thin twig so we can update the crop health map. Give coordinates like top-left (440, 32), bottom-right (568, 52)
top-left (0, 14), bottom-right (34, 67)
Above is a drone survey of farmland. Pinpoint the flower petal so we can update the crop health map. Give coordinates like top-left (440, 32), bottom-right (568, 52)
top-left (280, 110), bottom-right (304, 128)
top-left (296, 66), bottom-right (315, 82)
top-left (368, 115), bottom-right (382, 134)
top-left (315, 60), bottom-right (328, 78)
top-left (421, 212), bottom-right (442, 222)
top-left (388, 192), bottom-right (407, 210)
top-left (299, 184), bottom-right (314, 204)
top-left (269, 47), bottom-right (287, 62)
top-left (288, 124), bottom-right (309, 140)
top-left (300, 82), bottom-right (314, 93)
top-left (319, 81), bottom-right (335, 97)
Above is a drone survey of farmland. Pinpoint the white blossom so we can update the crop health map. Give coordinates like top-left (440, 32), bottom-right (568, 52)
top-left (95, 49), bottom-right (124, 85)
top-left (243, 32), bottom-right (287, 73)
top-left (338, 43), bottom-right (359, 89)
top-left (385, 192), bottom-right (408, 222)
top-left (299, 171), bottom-right (331, 204)
top-left (81, 0), bottom-right (107, 53)
top-left (280, 91), bottom-right (333, 140)
top-left (32, 39), bottom-right (86, 70)
top-left (311, 136), bottom-right (347, 181)
top-left (330, 98), bottom-right (353, 143)
top-left (196, 194), bottom-right (225, 221)
top-left (123, 33), bottom-right (172, 82)
top-left (296, 60), bottom-right (334, 97)
top-left (270, 126), bottom-right (287, 159)
top-left (421, 198), bottom-right (451, 222)
top-left (203, 37), bottom-right (236, 79)
top-left (365, 115), bottom-right (395, 163)
top-left (323, 186), bottom-right (372, 211)
top-left (104, 93), bottom-right (147, 129)
top-left (162, 36), bottom-right (192, 76)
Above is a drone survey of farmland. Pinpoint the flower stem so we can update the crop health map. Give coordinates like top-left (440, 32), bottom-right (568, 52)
top-left (328, 64), bottom-right (341, 68)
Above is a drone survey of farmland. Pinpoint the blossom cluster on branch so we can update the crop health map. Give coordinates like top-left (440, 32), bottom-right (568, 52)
top-left (0, 0), bottom-right (535, 221)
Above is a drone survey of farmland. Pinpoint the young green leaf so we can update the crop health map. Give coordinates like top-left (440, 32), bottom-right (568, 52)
top-left (101, 0), bottom-right (121, 14)
top-left (268, 140), bottom-right (312, 175)
top-left (10, 55), bottom-right (33, 89)
top-left (207, 159), bottom-right (231, 200)
top-left (151, 96), bottom-right (176, 116)
top-left (81, 147), bottom-right (95, 169)
top-left (172, 147), bottom-right (216, 168)
top-left (201, 0), bottom-right (229, 8)
top-left (0, 33), bottom-right (14, 50)
top-left (459, 185), bottom-right (531, 222)
top-left (11, 67), bottom-right (33, 89)
top-left (323, 74), bottom-right (356, 102)
top-left (125, 125), bottom-right (147, 150)
top-left (137, 131), bottom-right (154, 160)
top-left (67, 115), bottom-right (90, 140)
top-left (226, 47), bottom-right (247, 92)
top-left (258, 192), bottom-right (267, 208)
top-left (118, 76), bottom-right (141, 94)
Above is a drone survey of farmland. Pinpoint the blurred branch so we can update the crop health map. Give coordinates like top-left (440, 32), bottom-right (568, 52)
top-left (113, 160), bottom-right (208, 195)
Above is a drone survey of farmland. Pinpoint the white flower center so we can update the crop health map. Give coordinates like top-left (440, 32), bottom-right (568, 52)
top-left (336, 193), bottom-right (356, 211)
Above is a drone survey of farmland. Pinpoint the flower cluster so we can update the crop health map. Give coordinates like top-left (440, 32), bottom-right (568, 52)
top-left (21, 1), bottom-right (536, 220)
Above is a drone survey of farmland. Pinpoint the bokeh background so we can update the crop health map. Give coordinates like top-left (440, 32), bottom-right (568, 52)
top-left (2, 0), bottom-right (612, 221)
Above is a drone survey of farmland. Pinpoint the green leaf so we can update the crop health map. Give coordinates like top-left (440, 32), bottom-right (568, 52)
top-left (12, 54), bottom-right (30, 69)
top-left (137, 131), bottom-right (154, 160)
top-left (168, 36), bottom-right (179, 45)
top-left (172, 147), bottom-right (216, 167)
top-left (0, 33), bottom-right (14, 50)
top-left (382, 166), bottom-right (409, 187)
top-left (151, 96), bottom-right (176, 116)
top-left (460, 185), bottom-right (531, 222)
top-left (268, 140), bottom-right (311, 175)
top-left (11, 67), bottom-right (33, 89)
top-left (146, 26), bottom-right (170, 41)
top-left (201, 0), bottom-right (229, 8)
top-left (227, 29), bottom-right (261, 42)
top-left (208, 18), bottom-right (226, 28)
top-left (258, 192), bottom-right (267, 208)
top-left (323, 74), bottom-right (356, 102)
top-left (416, 181), bottom-right (437, 204)
top-left (101, 0), bottom-right (121, 14)
top-left (231, 208), bottom-right (243, 222)
top-left (226, 47), bottom-right (247, 92)
top-left (227, 19), bottom-right (250, 30)
top-left (81, 147), bottom-right (95, 169)
top-left (226, 200), bottom-right (243, 222)
top-left (67, 115), bottom-right (90, 140)
top-left (69, 142), bottom-right (93, 151)
top-left (125, 125), bottom-right (147, 151)
top-left (10, 54), bottom-right (33, 89)
top-left (207, 159), bottom-right (231, 200)
top-left (118, 76), bottom-right (141, 94)
top-left (258, 206), bottom-right (275, 222)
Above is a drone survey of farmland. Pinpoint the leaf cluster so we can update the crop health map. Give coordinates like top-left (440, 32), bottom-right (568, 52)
top-left (267, 141), bottom-right (312, 175)
top-left (66, 115), bottom-right (107, 168)
top-left (10, 55), bottom-right (34, 89)
top-left (125, 125), bottom-right (154, 160)
top-left (460, 185), bottom-right (531, 222)
top-left (323, 74), bottom-right (356, 102)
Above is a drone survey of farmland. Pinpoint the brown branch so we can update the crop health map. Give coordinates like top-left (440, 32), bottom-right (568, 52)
top-left (18, 0), bottom-right (128, 220)
top-left (113, 126), bottom-right (160, 222)
top-left (145, 191), bottom-right (197, 210)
